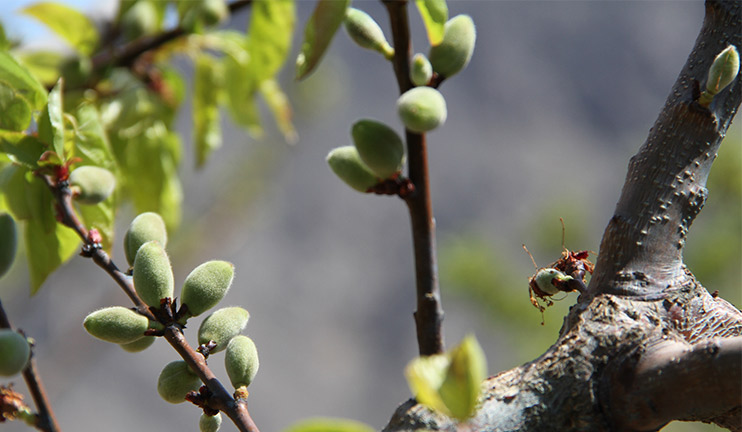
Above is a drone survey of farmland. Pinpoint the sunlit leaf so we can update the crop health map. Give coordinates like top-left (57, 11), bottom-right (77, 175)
top-left (0, 83), bottom-right (32, 132)
top-left (295, 0), bottom-right (350, 80)
top-left (18, 51), bottom-right (64, 87)
top-left (37, 80), bottom-right (65, 157)
top-left (193, 54), bottom-right (222, 167)
top-left (222, 52), bottom-right (263, 136)
top-left (260, 79), bottom-right (297, 144)
top-left (0, 165), bottom-right (33, 220)
top-left (0, 131), bottom-right (45, 168)
top-left (0, 51), bottom-right (48, 110)
top-left (22, 2), bottom-right (99, 55)
top-left (415, 0), bottom-right (448, 46)
top-left (282, 417), bottom-right (375, 432)
top-left (248, 0), bottom-right (295, 83)
top-left (25, 213), bottom-right (80, 295)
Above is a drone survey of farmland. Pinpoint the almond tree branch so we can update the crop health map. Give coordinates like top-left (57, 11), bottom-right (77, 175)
top-left (39, 177), bottom-right (260, 432)
top-left (0, 299), bottom-right (61, 432)
top-left (383, 0), bottom-right (445, 356)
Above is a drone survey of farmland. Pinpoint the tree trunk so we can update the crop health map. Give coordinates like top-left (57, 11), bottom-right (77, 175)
top-left (384, 1), bottom-right (742, 431)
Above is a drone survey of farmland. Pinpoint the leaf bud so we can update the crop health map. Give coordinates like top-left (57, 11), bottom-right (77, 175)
top-left (699, 45), bottom-right (740, 107)
top-left (83, 306), bottom-right (149, 344)
top-left (200, 412), bottom-right (222, 432)
top-left (397, 87), bottom-right (447, 133)
top-left (428, 15), bottom-right (476, 79)
top-left (157, 360), bottom-right (201, 404)
top-left (0, 213), bottom-right (18, 279)
top-left (197, 307), bottom-right (250, 353)
top-left (133, 241), bottom-right (174, 308)
top-left (326, 146), bottom-right (379, 192)
top-left (68, 165), bottom-right (116, 205)
top-left (344, 8), bottom-right (394, 60)
top-left (225, 335), bottom-right (259, 389)
top-left (0, 329), bottom-right (30, 376)
top-left (533, 268), bottom-right (572, 296)
top-left (351, 119), bottom-right (405, 179)
top-left (119, 335), bottom-right (156, 353)
top-left (411, 53), bottom-right (433, 87)
top-left (180, 260), bottom-right (235, 317)
top-left (124, 212), bottom-right (168, 267)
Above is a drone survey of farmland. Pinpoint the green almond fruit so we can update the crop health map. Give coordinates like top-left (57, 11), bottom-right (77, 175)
top-left (397, 87), bottom-right (447, 133)
top-left (411, 53), bottom-right (433, 87)
top-left (124, 212), bottom-right (168, 267)
top-left (429, 15), bottom-right (476, 79)
top-left (326, 146), bottom-right (379, 193)
top-left (157, 360), bottom-right (201, 404)
top-left (0, 329), bottom-right (30, 376)
top-left (119, 335), bottom-right (156, 353)
top-left (200, 413), bottom-right (222, 432)
top-left (0, 213), bottom-right (18, 279)
top-left (83, 306), bottom-right (149, 344)
top-left (68, 166), bottom-right (116, 205)
top-left (121, 0), bottom-right (159, 40)
top-left (351, 119), bottom-right (405, 179)
top-left (344, 8), bottom-right (394, 59)
top-left (197, 307), bottom-right (250, 353)
top-left (180, 260), bottom-right (235, 317)
top-left (225, 335), bottom-right (259, 389)
top-left (133, 241), bottom-right (174, 308)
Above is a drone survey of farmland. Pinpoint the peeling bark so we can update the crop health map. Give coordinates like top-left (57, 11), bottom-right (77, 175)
top-left (384, 1), bottom-right (742, 431)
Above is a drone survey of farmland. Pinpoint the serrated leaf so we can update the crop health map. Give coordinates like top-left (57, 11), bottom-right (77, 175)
top-left (295, 0), bottom-right (350, 80)
top-left (18, 51), bottom-right (64, 87)
top-left (415, 0), bottom-right (448, 46)
top-left (260, 79), bottom-right (297, 144)
top-left (25, 213), bottom-right (80, 294)
top-left (22, 2), bottom-right (99, 56)
top-left (0, 131), bottom-right (45, 168)
top-left (0, 82), bottom-right (33, 131)
top-left (37, 80), bottom-right (65, 157)
top-left (283, 417), bottom-right (375, 432)
top-left (248, 0), bottom-right (295, 83)
top-left (0, 51), bottom-right (48, 111)
top-left (194, 55), bottom-right (222, 167)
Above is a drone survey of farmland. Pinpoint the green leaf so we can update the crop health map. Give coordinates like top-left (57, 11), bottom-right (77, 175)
top-left (0, 131), bottom-right (45, 168)
top-left (259, 79), bottom-right (297, 144)
top-left (0, 51), bottom-right (48, 111)
top-left (193, 55), bottom-right (222, 167)
top-left (282, 418), bottom-right (374, 432)
top-left (248, 0), bottom-right (295, 83)
top-left (415, 0), bottom-right (448, 46)
top-left (18, 51), bottom-right (64, 87)
top-left (0, 82), bottom-right (32, 132)
top-left (295, 0), bottom-right (350, 80)
top-left (0, 165), bottom-right (33, 220)
top-left (405, 353), bottom-right (451, 416)
top-left (22, 2), bottom-right (99, 56)
top-left (37, 80), bottom-right (65, 157)
top-left (25, 213), bottom-right (80, 294)
top-left (222, 52), bottom-right (262, 136)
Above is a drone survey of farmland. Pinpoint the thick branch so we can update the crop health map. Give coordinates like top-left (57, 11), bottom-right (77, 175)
top-left (383, 0), bottom-right (445, 356)
top-left (590, 0), bottom-right (742, 297)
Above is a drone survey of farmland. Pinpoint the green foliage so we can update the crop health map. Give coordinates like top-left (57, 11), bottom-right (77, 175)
top-left (193, 54), bottom-right (223, 168)
top-left (0, 82), bottom-right (33, 131)
top-left (282, 418), bottom-right (375, 432)
top-left (0, 51), bottom-right (48, 111)
top-left (21, 2), bottom-right (99, 55)
top-left (415, 0), bottom-right (449, 46)
top-left (0, 212), bottom-right (17, 279)
top-left (0, 329), bottom-right (30, 376)
top-left (295, 0), bottom-right (350, 80)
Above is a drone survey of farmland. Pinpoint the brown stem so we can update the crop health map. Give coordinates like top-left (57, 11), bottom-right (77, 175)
top-left (0, 299), bottom-right (61, 432)
top-left (383, 0), bottom-right (445, 356)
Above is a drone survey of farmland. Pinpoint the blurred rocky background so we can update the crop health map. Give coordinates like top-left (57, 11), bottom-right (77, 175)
top-left (0, 1), bottom-right (739, 431)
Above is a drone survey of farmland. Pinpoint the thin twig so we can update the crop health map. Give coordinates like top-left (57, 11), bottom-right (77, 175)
top-left (0, 299), bottom-right (61, 432)
top-left (383, 0), bottom-right (445, 356)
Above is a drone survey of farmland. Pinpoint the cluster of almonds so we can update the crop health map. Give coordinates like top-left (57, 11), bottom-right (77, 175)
top-left (327, 8), bottom-right (476, 193)
top-left (0, 213), bottom-right (30, 379)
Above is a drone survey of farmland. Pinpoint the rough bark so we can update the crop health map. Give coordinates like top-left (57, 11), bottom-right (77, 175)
top-left (384, 1), bottom-right (742, 431)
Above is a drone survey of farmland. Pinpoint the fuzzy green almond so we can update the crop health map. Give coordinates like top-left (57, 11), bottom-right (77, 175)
top-left (0, 329), bottom-right (30, 376)
top-left (352, 119), bottom-right (405, 179)
top-left (197, 306), bottom-right (250, 353)
top-left (326, 146), bottom-right (380, 193)
top-left (225, 335), bottom-right (259, 389)
top-left (119, 335), bottom-right (156, 353)
top-left (83, 306), bottom-right (149, 344)
top-left (344, 7), bottom-right (394, 59)
top-left (124, 212), bottom-right (168, 266)
top-left (397, 87), bottom-right (448, 133)
top-left (180, 260), bottom-right (235, 317)
top-left (199, 412), bottom-right (223, 432)
top-left (0, 213), bottom-right (18, 279)
top-left (157, 360), bottom-right (201, 404)
top-left (429, 15), bottom-right (476, 79)
top-left (68, 165), bottom-right (116, 205)
top-left (411, 53), bottom-right (433, 87)
top-left (133, 241), bottom-right (174, 308)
